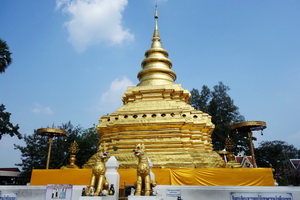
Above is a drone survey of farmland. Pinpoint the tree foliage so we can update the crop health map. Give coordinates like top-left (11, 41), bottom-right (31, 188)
top-left (190, 82), bottom-right (246, 152)
top-left (255, 140), bottom-right (300, 185)
top-left (0, 104), bottom-right (21, 140)
top-left (190, 85), bottom-right (211, 113)
top-left (0, 39), bottom-right (12, 73)
top-left (14, 122), bottom-right (99, 180)
top-left (0, 41), bottom-right (20, 140)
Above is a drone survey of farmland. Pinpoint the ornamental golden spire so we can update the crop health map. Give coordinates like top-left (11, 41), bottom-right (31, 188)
top-left (137, 6), bottom-right (176, 86)
top-left (152, 5), bottom-right (160, 48)
top-left (85, 5), bottom-right (225, 169)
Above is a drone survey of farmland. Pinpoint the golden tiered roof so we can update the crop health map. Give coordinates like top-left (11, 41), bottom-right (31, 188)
top-left (137, 7), bottom-right (176, 86)
top-left (84, 7), bottom-right (225, 169)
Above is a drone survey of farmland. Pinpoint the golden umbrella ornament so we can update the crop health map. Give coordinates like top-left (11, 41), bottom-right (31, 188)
top-left (231, 121), bottom-right (266, 168)
top-left (36, 125), bottom-right (67, 169)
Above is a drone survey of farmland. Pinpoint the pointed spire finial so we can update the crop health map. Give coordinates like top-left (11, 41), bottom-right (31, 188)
top-left (155, 4), bottom-right (158, 19)
top-left (152, 5), bottom-right (161, 48)
top-left (137, 5), bottom-right (177, 86)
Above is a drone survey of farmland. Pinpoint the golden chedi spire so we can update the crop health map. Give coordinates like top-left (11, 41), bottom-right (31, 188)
top-left (84, 7), bottom-right (225, 169)
top-left (137, 6), bottom-right (176, 86)
top-left (153, 5), bottom-right (160, 47)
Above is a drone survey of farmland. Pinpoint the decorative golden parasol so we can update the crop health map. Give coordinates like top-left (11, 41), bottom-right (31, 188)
top-left (231, 121), bottom-right (267, 168)
top-left (36, 124), bottom-right (67, 169)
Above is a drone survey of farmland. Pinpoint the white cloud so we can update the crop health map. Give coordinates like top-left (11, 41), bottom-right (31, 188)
top-left (32, 104), bottom-right (53, 115)
top-left (98, 76), bottom-right (134, 114)
top-left (56, 0), bottom-right (134, 52)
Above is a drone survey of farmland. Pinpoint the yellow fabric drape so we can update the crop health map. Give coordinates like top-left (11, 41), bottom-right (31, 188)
top-left (168, 168), bottom-right (274, 186)
top-left (31, 168), bottom-right (274, 187)
top-left (117, 168), bottom-right (274, 188)
top-left (30, 169), bottom-right (92, 185)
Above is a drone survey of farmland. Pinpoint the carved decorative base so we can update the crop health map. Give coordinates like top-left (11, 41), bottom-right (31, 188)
top-left (128, 195), bottom-right (163, 200)
top-left (79, 196), bottom-right (116, 200)
top-left (226, 161), bottom-right (241, 168)
top-left (79, 197), bottom-right (103, 200)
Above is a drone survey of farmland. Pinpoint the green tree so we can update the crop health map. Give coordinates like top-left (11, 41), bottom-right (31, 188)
top-left (190, 82), bottom-right (246, 151)
top-left (0, 40), bottom-right (20, 140)
top-left (255, 140), bottom-right (300, 185)
top-left (190, 85), bottom-right (211, 113)
top-left (0, 104), bottom-right (21, 139)
top-left (73, 126), bottom-right (99, 167)
top-left (14, 122), bottom-right (99, 181)
top-left (0, 39), bottom-right (12, 73)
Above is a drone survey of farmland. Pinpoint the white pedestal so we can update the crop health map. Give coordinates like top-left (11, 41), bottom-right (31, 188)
top-left (128, 195), bottom-right (163, 200)
top-left (79, 196), bottom-right (116, 200)
top-left (79, 197), bottom-right (103, 200)
top-left (105, 156), bottom-right (120, 200)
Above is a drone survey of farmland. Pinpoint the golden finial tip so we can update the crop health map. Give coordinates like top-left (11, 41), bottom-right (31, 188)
top-left (155, 4), bottom-right (158, 19)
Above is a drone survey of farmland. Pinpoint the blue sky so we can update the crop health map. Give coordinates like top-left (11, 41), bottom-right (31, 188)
top-left (1, 0), bottom-right (300, 168)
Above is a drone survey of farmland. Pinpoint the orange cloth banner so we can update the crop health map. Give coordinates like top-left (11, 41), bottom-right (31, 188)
top-left (31, 168), bottom-right (274, 187)
top-left (30, 169), bottom-right (92, 185)
top-left (168, 168), bottom-right (274, 186)
top-left (119, 168), bottom-right (274, 187)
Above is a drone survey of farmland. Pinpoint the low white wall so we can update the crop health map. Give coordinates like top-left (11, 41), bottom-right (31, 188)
top-left (0, 185), bottom-right (117, 200)
top-left (0, 185), bottom-right (45, 200)
top-left (154, 185), bottom-right (300, 200)
top-left (1, 185), bottom-right (299, 200)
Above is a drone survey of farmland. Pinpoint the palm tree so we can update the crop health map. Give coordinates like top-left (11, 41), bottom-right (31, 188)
top-left (0, 39), bottom-right (12, 73)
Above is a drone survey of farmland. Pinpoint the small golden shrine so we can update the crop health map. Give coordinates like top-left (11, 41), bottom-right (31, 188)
top-left (224, 136), bottom-right (241, 168)
top-left (62, 141), bottom-right (80, 169)
top-left (85, 8), bottom-right (224, 169)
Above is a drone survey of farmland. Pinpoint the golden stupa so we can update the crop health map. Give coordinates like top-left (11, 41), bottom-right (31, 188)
top-left (85, 8), bottom-right (225, 169)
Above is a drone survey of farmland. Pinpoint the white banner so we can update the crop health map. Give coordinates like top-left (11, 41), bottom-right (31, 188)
top-left (166, 189), bottom-right (181, 197)
top-left (0, 192), bottom-right (17, 200)
top-left (231, 192), bottom-right (293, 200)
top-left (45, 184), bottom-right (73, 200)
